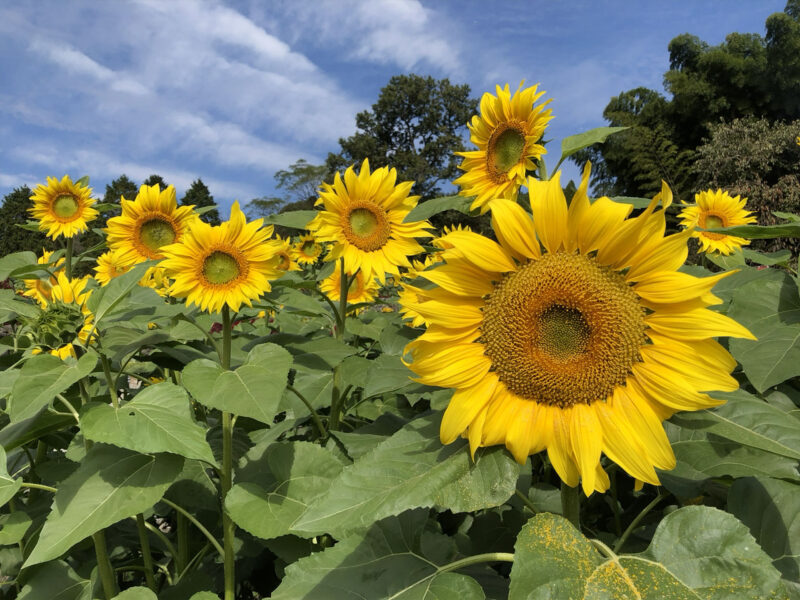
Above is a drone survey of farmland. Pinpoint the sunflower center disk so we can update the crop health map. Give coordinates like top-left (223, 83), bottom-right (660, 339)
top-left (301, 241), bottom-right (317, 256)
top-left (344, 204), bottom-right (390, 252)
top-left (140, 219), bottom-right (177, 253)
top-left (53, 194), bottom-right (79, 219)
top-left (203, 251), bottom-right (241, 285)
top-left (488, 125), bottom-right (526, 174)
top-left (481, 252), bottom-right (646, 408)
top-left (704, 214), bottom-right (725, 229)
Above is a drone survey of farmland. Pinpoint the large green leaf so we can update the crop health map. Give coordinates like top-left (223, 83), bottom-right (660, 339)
top-left (559, 126), bottom-right (628, 159)
top-left (0, 289), bottom-right (40, 318)
top-left (0, 251), bottom-right (37, 280)
top-left (292, 413), bottom-right (520, 537)
top-left (608, 196), bottom-right (652, 209)
top-left (80, 382), bottom-right (216, 464)
top-left (85, 261), bottom-right (154, 328)
top-left (8, 353), bottom-right (97, 422)
top-left (707, 223), bottom-right (800, 239)
top-left (111, 588), bottom-right (158, 600)
top-left (17, 560), bottom-right (93, 600)
top-left (404, 195), bottom-right (472, 222)
top-left (727, 270), bottom-right (800, 391)
top-left (0, 511), bottom-right (32, 544)
top-left (671, 390), bottom-right (800, 460)
top-left (182, 343), bottom-right (292, 424)
top-left (0, 446), bottom-right (21, 509)
top-left (225, 441), bottom-right (345, 540)
top-left (364, 354), bottom-right (414, 397)
top-left (262, 210), bottom-right (317, 229)
top-left (729, 477), bottom-right (800, 589)
top-left (24, 445), bottom-right (183, 567)
top-left (272, 510), bottom-right (484, 600)
top-left (509, 508), bottom-right (782, 599)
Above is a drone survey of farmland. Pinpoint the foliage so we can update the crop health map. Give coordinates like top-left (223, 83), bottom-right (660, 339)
top-left (0, 187), bottom-right (55, 258)
top-left (180, 179), bottom-right (220, 225)
top-left (141, 174), bottom-right (168, 191)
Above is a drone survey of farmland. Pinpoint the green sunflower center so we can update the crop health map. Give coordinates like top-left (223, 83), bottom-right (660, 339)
top-left (53, 194), bottom-right (79, 219)
top-left (481, 252), bottom-right (646, 408)
top-left (140, 219), bottom-right (176, 252)
top-left (704, 214), bottom-right (725, 229)
top-left (203, 251), bottom-right (241, 285)
top-left (343, 203), bottom-right (390, 252)
top-left (349, 208), bottom-right (379, 237)
top-left (488, 123), bottom-right (526, 176)
top-left (301, 241), bottom-right (317, 256)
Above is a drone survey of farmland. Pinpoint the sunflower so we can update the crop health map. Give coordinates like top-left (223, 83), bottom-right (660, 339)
top-left (29, 273), bottom-right (94, 360)
top-left (679, 189), bottom-right (757, 255)
top-left (320, 268), bottom-right (379, 307)
top-left (23, 250), bottom-right (65, 306)
top-left (293, 233), bottom-right (323, 265)
top-left (94, 248), bottom-right (135, 286)
top-left (139, 266), bottom-right (171, 297)
top-left (29, 175), bottom-right (98, 239)
top-left (454, 83), bottom-right (553, 214)
top-left (308, 160), bottom-right (432, 282)
top-left (106, 184), bottom-right (199, 264)
top-left (160, 201), bottom-right (281, 313)
top-left (402, 164), bottom-right (755, 496)
top-left (268, 236), bottom-right (301, 272)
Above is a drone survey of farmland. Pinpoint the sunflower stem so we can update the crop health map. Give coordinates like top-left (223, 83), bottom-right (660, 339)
top-left (100, 354), bottom-right (119, 409)
top-left (220, 305), bottom-right (236, 600)
top-left (328, 259), bottom-right (348, 431)
top-left (613, 491), bottom-right (665, 553)
top-left (135, 514), bottom-right (157, 592)
top-left (92, 530), bottom-right (118, 599)
top-left (65, 237), bottom-right (74, 279)
top-left (560, 481), bottom-right (581, 530)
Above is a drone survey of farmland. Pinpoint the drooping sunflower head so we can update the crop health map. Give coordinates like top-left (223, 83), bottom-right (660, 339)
top-left (94, 248), bottom-right (136, 286)
top-left (28, 273), bottom-right (94, 359)
top-left (454, 82), bottom-right (553, 214)
top-left (139, 265), bottom-right (171, 297)
top-left (160, 201), bottom-right (281, 313)
top-left (307, 159), bottom-right (432, 282)
top-left (266, 236), bottom-right (300, 272)
top-left (106, 184), bottom-right (199, 263)
top-left (23, 249), bottom-right (65, 306)
top-left (679, 189), bottom-right (757, 255)
top-left (29, 175), bottom-right (98, 239)
top-left (319, 268), bottom-right (379, 308)
top-left (402, 164), bottom-right (754, 496)
top-left (293, 233), bottom-right (323, 265)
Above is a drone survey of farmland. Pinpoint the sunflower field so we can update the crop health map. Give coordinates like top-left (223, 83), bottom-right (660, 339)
top-left (1, 83), bottom-right (800, 600)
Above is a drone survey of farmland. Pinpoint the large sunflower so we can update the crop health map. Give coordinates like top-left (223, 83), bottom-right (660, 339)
top-left (320, 268), bottom-right (379, 307)
top-left (23, 250), bottom-right (65, 306)
top-left (30, 273), bottom-right (94, 360)
top-left (454, 83), bottom-right (552, 214)
top-left (307, 159), bottom-right (432, 282)
top-left (29, 175), bottom-right (98, 239)
top-left (106, 184), bottom-right (198, 264)
top-left (160, 202), bottom-right (281, 313)
top-left (402, 165), bottom-right (754, 495)
top-left (293, 233), bottom-right (323, 265)
top-left (679, 189), bottom-right (757, 255)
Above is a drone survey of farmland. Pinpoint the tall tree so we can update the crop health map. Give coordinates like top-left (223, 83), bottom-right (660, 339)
top-left (326, 74), bottom-right (477, 200)
top-left (142, 174), bottom-right (169, 191)
top-left (246, 160), bottom-right (326, 219)
top-left (0, 186), bottom-right (55, 256)
top-left (181, 178), bottom-right (220, 225)
top-left (104, 174), bottom-right (138, 204)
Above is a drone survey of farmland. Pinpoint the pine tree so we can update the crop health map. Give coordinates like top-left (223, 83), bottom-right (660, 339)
top-left (181, 178), bottom-right (220, 225)
top-left (142, 174), bottom-right (169, 191)
top-left (0, 186), bottom-right (56, 256)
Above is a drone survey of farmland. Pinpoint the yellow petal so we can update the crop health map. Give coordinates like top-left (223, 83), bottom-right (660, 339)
top-left (528, 172), bottom-right (568, 254)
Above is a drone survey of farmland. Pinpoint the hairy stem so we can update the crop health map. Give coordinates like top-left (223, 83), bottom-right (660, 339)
top-left (220, 305), bottom-right (235, 600)
top-left (135, 514), bottom-right (157, 592)
top-left (560, 481), bottom-right (581, 530)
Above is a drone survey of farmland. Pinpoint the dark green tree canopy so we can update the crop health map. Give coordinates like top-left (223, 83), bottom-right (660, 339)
top-left (326, 74), bottom-right (478, 200)
top-left (0, 186), bottom-right (55, 257)
top-left (103, 174), bottom-right (138, 204)
top-left (142, 174), bottom-right (169, 191)
top-left (246, 159), bottom-right (326, 220)
top-left (181, 178), bottom-right (220, 225)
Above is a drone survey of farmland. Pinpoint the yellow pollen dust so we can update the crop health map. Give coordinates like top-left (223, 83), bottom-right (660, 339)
top-left (487, 121), bottom-right (526, 182)
top-left (481, 252), bottom-right (646, 408)
top-left (53, 194), bottom-right (79, 219)
top-left (342, 202), bottom-right (390, 251)
top-left (203, 251), bottom-right (241, 285)
top-left (139, 218), bottom-right (177, 253)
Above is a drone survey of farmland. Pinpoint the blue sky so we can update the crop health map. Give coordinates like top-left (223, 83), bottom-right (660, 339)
top-left (0, 0), bottom-right (786, 214)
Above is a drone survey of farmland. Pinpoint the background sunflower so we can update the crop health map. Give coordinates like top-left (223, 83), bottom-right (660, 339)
top-left (29, 175), bottom-right (98, 239)
top-left (680, 188), bottom-right (757, 254)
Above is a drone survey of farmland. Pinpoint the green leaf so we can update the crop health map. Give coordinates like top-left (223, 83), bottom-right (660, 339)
top-left (111, 588), bottom-right (158, 600)
top-left (100, 327), bottom-right (171, 363)
top-left (404, 195), bottom-right (472, 223)
top-left (607, 196), bottom-right (653, 209)
top-left (0, 511), bottom-right (32, 544)
top-left (275, 286), bottom-right (329, 316)
top-left (24, 445), bottom-right (183, 567)
top-left (80, 382), bottom-right (216, 464)
top-left (194, 204), bottom-right (218, 217)
top-left (262, 210), bottom-right (317, 229)
top-left (86, 261), bottom-right (155, 328)
top-left (705, 248), bottom-right (747, 270)
top-left (560, 126), bottom-right (628, 159)
top-left (671, 390), bottom-right (800, 460)
top-left (364, 354), bottom-right (413, 397)
top-left (743, 248), bottom-right (792, 266)
top-left (17, 560), bottom-right (93, 600)
top-left (729, 477), bottom-right (800, 588)
top-left (292, 413), bottom-right (520, 537)
top-left (727, 269), bottom-right (800, 391)
top-left (0, 251), bottom-right (37, 280)
top-left (272, 510), bottom-right (484, 600)
top-left (225, 441), bottom-right (345, 540)
top-left (0, 412), bottom-right (74, 452)
top-left (8, 353), bottom-right (97, 422)
top-left (188, 594), bottom-right (220, 600)
top-left (706, 223), bottom-right (800, 239)
top-left (0, 289), bottom-right (40, 318)
top-left (773, 211), bottom-right (800, 223)
top-left (0, 369), bottom-right (20, 400)
top-left (0, 446), bottom-right (21, 509)
top-left (183, 343), bottom-right (292, 424)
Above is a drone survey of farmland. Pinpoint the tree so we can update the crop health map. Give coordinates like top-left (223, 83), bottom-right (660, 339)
top-left (326, 74), bottom-right (478, 200)
top-left (104, 174), bottom-right (138, 204)
top-left (142, 174), bottom-right (169, 191)
top-left (181, 178), bottom-right (220, 225)
top-left (246, 160), bottom-right (326, 220)
top-left (0, 186), bottom-right (55, 257)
